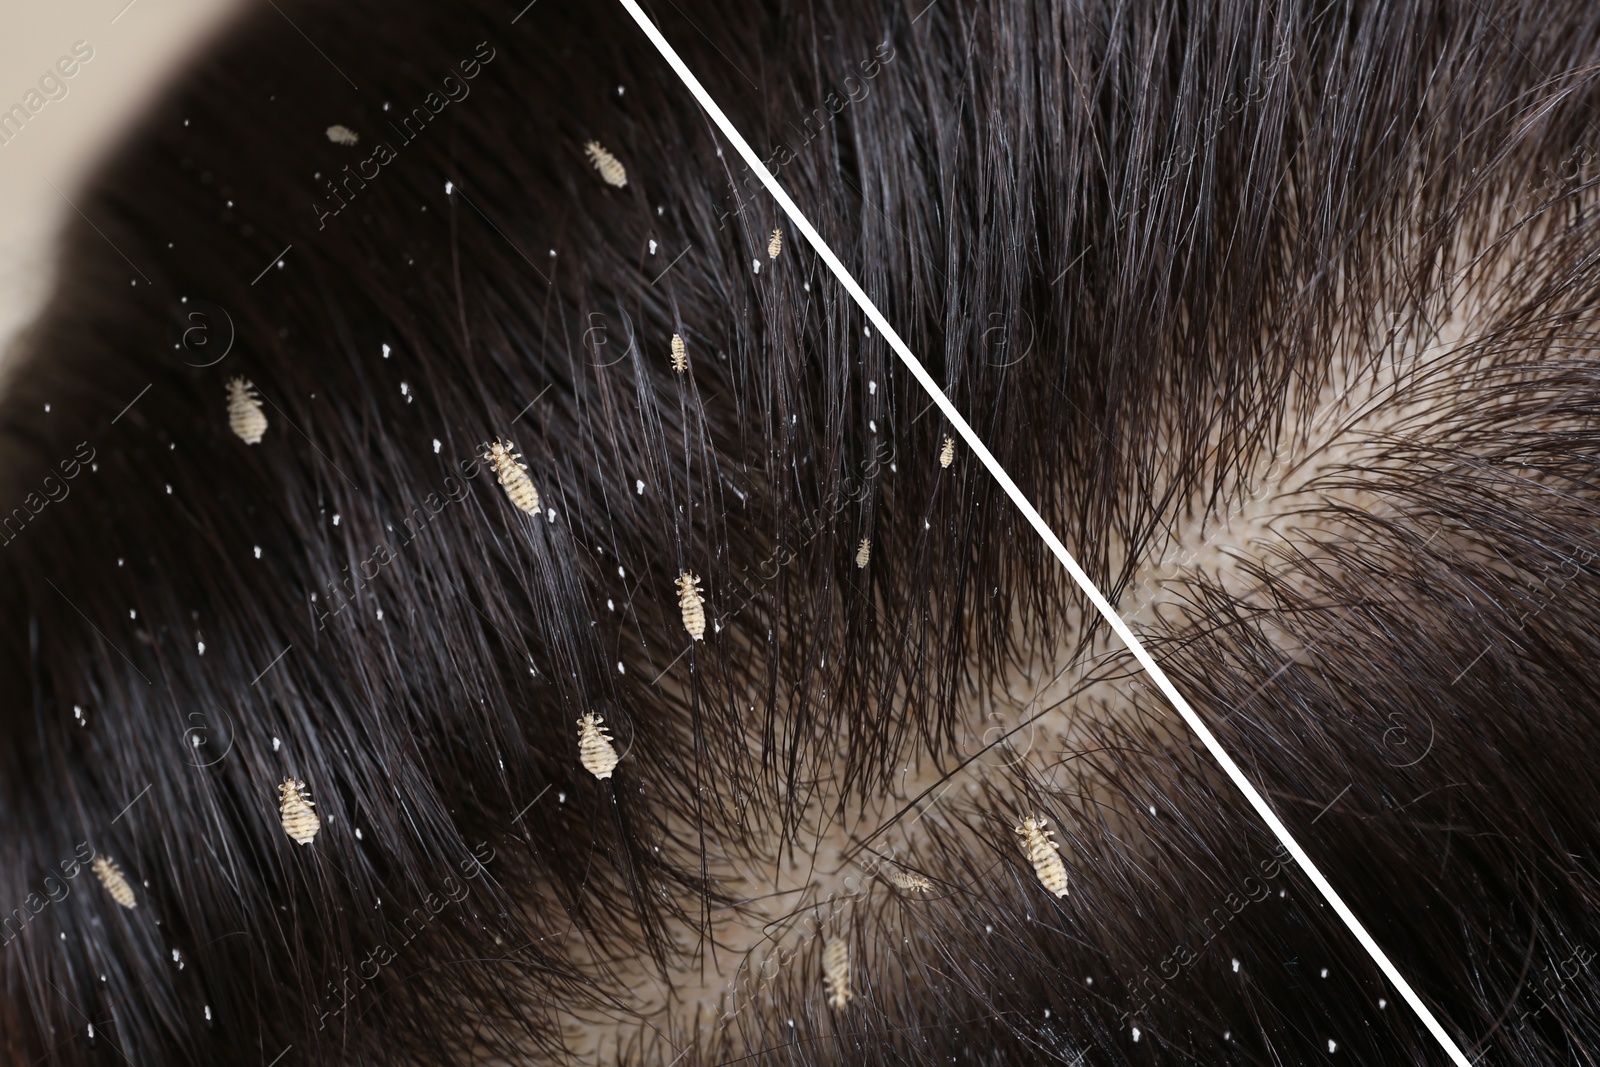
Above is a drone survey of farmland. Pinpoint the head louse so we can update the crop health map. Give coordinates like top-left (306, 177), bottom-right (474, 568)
top-left (675, 571), bottom-right (705, 640)
top-left (822, 936), bottom-right (852, 1008)
top-left (939, 435), bottom-right (955, 468)
top-left (1016, 814), bottom-right (1069, 897)
top-left (768, 227), bottom-right (783, 258)
top-left (584, 140), bottom-right (628, 187)
top-left (855, 537), bottom-right (871, 568)
top-left (884, 867), bottom-right (932, 892)
top-left (670, 333), bottom-right (688, 374)
top-left (577, 712), bottom-right (620, 779)
top-left (227, 378), bottom-right (268, 445)
top-left (484, 437), bottom-right (540, 514)
top-left (92, 856), bottom-right (137, 909)
top-left (279, 778), bottom-right (321, 845)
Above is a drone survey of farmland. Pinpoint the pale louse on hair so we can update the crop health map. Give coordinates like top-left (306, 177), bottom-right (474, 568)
top-left (483, 437), bottom-right (540, 514)
top-left (855, 537), bottom-right (871, 569)
top-left (939, 435), bottom-right (955, 468)
top-left (576, 712), bottom-right (620, 779)
top-left (1016, 814), bottom-right (1069, 897)
top-left (768, 227), bottom-right (783, 258)
top-left (226, 377), bottom-right (268, 445)
top-left (92, 856), bottom-right (137, 909)
top-left (325, 124), bottom-right (360, 145)
top-left (584, 140), bottom-right (628, 187)
top-left (675, 571), bottom-right (706, 640)
top-left (670, 333), bottom-right (688, 374)
top-left (884, 867), bottom-right (933, 892)
top-left (279, 778), bottom-right (321, 845)
top-left (822, 936), bottom-right (852, 1009)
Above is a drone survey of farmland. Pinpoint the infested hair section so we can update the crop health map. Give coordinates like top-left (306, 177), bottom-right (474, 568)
top-left (1, 0), bottom-right (1600, 1064)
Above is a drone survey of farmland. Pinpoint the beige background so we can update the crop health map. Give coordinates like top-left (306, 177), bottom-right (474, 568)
top-left (0, 0), bottom-right (247, 368)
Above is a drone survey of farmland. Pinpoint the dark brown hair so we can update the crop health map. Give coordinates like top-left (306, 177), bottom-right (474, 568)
top-left (3, 0), bottom-right (1600, 1062)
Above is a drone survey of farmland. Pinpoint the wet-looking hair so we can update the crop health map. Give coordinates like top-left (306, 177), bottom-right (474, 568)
top-left (4, 0), bottom-right (1600, 1062)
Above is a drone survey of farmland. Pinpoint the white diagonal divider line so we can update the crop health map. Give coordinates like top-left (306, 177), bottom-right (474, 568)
top-left (610, 2), bottom-right (1473, 1063)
